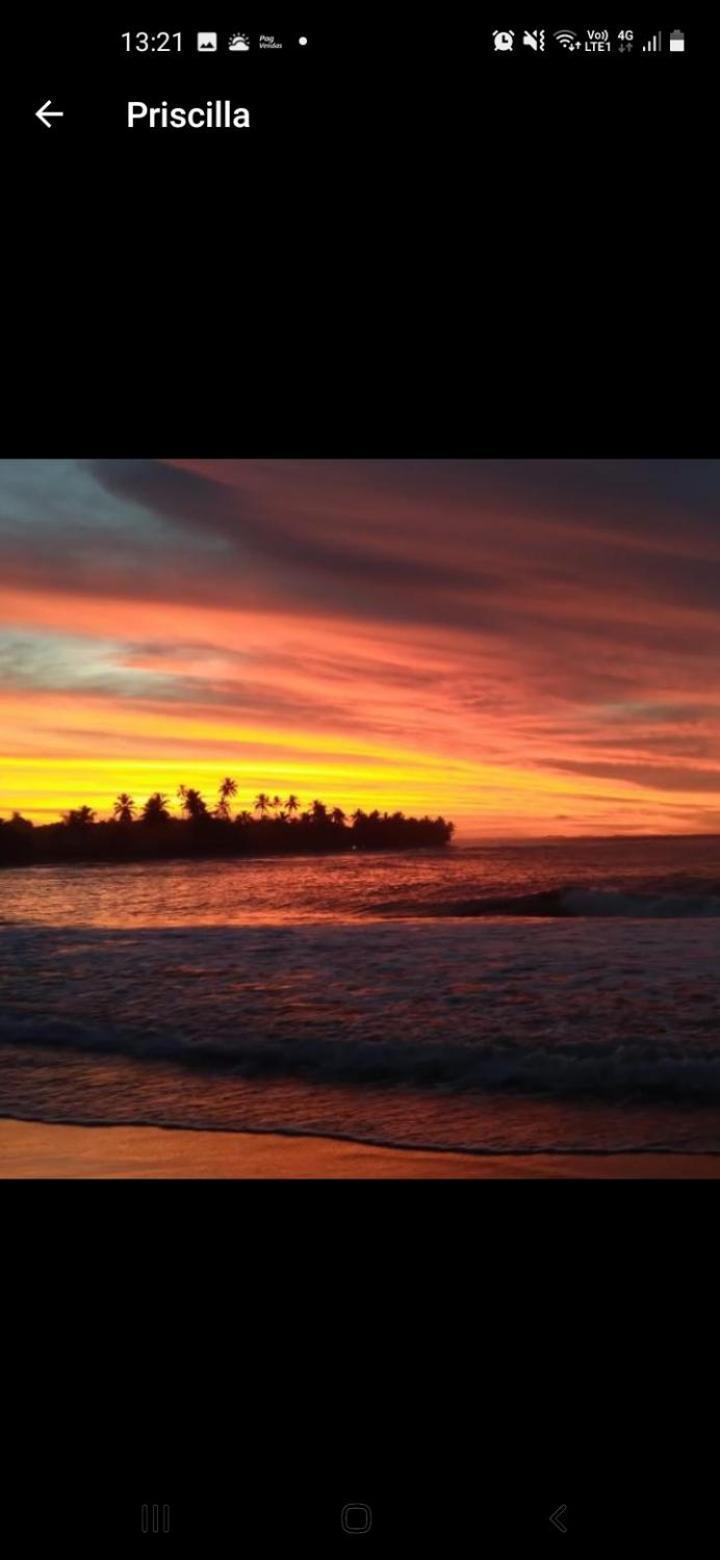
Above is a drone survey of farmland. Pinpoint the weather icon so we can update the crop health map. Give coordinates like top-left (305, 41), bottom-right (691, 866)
top-left (228, 33), bottom-right (250, 51)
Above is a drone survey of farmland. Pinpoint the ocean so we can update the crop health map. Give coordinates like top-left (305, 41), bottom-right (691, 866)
top-left (2, 836), bottom-right (720, 1159)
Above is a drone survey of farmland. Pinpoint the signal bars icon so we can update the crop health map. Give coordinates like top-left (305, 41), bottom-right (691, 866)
top-left (642, 31), bottom-right (662, 51)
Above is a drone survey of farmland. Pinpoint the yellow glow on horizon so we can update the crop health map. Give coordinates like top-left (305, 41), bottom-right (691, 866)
top-left (2, 748), bottom-right (715, 836)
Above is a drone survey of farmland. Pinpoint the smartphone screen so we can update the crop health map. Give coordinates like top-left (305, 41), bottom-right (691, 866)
top-left (2, 12), bottom-right (717, 1549)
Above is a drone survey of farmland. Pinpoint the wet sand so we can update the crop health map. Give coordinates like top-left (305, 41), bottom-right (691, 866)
top-left (1, 1117), bottom-right (719, 1177)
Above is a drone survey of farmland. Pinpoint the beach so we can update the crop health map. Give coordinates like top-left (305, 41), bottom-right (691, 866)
top-left (3, 845), bottom-right (720, 1174)
top-left (4, 460), bottom-right (720, 1180)
top-left (2, 1117), bottom-right (719, 1178)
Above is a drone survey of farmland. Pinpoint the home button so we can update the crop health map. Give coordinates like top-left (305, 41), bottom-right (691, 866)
top-left (341, 1502), bottom-right (373, 1534)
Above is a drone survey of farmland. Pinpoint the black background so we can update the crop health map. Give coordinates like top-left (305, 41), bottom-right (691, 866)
top-left (3, 9), bottom-right (719, 1550)
top-left (5, 10), bottom-right (716, 453)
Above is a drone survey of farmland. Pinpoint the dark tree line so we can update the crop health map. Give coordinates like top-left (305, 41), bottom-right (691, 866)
top-left (0, 782), bottom-right (454, 866)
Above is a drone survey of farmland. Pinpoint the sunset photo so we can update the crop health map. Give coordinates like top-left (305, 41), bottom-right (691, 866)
top-left (1, 458), bottom-right (720, 1175)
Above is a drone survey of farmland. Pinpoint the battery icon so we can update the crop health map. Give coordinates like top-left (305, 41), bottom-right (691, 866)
top-left (669, 30), bottom-right (685, 51)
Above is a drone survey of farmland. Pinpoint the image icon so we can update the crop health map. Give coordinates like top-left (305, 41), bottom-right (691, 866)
top-left (197, 32), bottom-right (218, 51)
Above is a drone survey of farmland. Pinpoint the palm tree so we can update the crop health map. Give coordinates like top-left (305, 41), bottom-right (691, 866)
top-left (189, 790), bottom-right (209, 820)
top-left (311, 799), bottom-right (328, 825)
top-left (178, 785), bottom-right (208, 821)
top-left (216, 776), bottom-right (237, 820)
top-left (63, 805), bottom-right (96, 827)
top-left (286, 794), bottom-right (300, 819)
top-left (271, 794), bottom-right (283, 817)
top-left (236, 810), bottom-right (254, 826)
top-left (113, 793), bottom-right (136, 825)
top-left (142, 792), bottom-right (171, 825)
top-left (254, 792), bottom-right (271, 818)
top-left (330, 807), bottom-right (346, 826)
top-left (7, 811), bottom-right (33, 834)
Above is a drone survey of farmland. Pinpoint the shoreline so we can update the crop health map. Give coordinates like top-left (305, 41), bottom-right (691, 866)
top-left (2, 1117), bottom-right (719, 1177)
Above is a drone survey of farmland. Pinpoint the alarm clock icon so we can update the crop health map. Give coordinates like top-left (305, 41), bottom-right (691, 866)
top-left (493, 30), bottom-right (515, 51)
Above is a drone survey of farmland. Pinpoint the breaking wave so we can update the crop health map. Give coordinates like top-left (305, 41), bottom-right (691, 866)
top-left (3, 1012), bottom-right (720, 1101)
top-left (409, 885), bottom-right (720, 918)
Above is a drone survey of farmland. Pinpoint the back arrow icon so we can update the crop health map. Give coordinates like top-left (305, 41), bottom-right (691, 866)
top-left (36, 100), bottom-right (64, 129)
top-left (549, 1505), bottom-right (568, 1533)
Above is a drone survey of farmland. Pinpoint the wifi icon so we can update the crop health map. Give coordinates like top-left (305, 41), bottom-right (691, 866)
top-left (554, 29), bottom-right (581, 50)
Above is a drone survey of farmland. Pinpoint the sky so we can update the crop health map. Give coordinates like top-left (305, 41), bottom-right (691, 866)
top-left (1, 458), bottom-right (720, 836)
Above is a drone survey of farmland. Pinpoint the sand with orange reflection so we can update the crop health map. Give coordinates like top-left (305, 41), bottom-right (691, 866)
top-left (1, 1119), bottom-right (719, 1178)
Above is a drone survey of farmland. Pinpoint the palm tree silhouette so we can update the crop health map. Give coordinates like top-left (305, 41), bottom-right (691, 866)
top-left (142, 792), bottom-right (171, 824)
top-left (9, 811), bottom-right (33, 832)
top-left (63, 805), bottom-right (96, 827)
top-left (178, 785), bottom-right (209, 820)
top-left (3, 779), bottom-right (456, 862)
top-left (113, 793), bottom-right (136, 825)
top-left (216, 776), bottom-right (238, 820)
